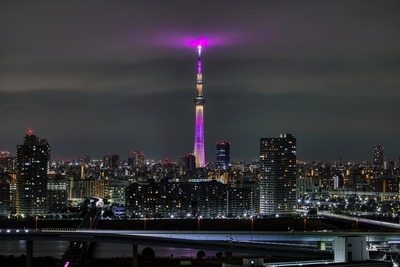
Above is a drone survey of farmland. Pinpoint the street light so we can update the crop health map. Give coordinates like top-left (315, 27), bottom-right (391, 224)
top-left (251, 217), bottom-right (254, 231)
top-left (197, 217), bottom-right (201, 231)
top-left (35, 216), bottom-right (38, 231)
top-left (144, 217), bottom-right (147, 231)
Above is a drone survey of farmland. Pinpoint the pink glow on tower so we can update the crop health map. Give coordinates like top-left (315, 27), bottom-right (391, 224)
top-left (197, 54), bottom-right (202, 73)
top-left (193, 40), bottom-right (206, 168)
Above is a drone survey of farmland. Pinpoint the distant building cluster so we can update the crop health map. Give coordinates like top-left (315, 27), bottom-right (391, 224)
top-left (0, 131), bottom-right (301, 219)
top-left (297, 145), bottom-right (400, 194)
top-left (1, 131), bottom-right (400, 220)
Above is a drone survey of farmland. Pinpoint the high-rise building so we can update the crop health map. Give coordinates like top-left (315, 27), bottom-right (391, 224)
top-left (216, 141), bottom-right (230, 170)
top-left (197, 180), bottom-right (227, 218)
top-left (373, 144), bottom-right (384, 171)
top-left (0, 178), bottom-right (10, 216)
top-left (130, 150), bottom-right (145, 167)
top-left (9, 179), bottom-right (16, 215)
top-left (105, 178), bottom-right (129, 206)
top-left (47, 174), bottom-right (68, 213)
top-left (227, 180), bottom-right (258, 218)
top-left (103, 154), bottom-right (119, 169)
top-left (68, 178), bottom-right (105, 199)
top-left (16, 131), bottom-right (50, 217)
top-left (193, 42), bottom-right (206, 168)
top-left (0, 150), bottom-right (15, 176)
top-left (259, 133), bottom-right (297, 216)
top-left (185, 154), bottom-right (196, 176)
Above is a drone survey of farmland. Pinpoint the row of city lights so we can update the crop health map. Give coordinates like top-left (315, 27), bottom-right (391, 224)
top-left (0, 229), bottom-right (30, 233)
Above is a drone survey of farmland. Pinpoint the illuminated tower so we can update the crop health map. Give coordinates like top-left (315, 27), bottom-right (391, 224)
top-left (193, 43), bottom-right (206, 168)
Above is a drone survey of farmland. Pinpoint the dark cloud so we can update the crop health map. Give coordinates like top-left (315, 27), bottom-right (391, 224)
top-left (1, 88), bottom-right (399, 162)
top-left (0, 1), bottom-right (399, 162)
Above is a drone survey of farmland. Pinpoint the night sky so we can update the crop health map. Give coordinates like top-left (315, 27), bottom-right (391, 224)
top-left (1, 1), bottom-right (399, 162)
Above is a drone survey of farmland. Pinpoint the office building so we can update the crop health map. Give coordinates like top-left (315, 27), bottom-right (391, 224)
top-left (16, 131), bottom-right (50, 217)
top-left (373, 145), bottom-right (384, 171)
top-left (0, 150), bottom-right (15, 174)
top-left (68, 178), bottom-right (105, 199)
top-left (47, 174), bottom-right (68, 213)
top-left (105, 178), bottom-right (130, 206)
top-left (9, 179), bottom-right (16, 215)
top-left (216, 141), bottom-right (230, 170)
top-left (185, 154), bottom-right (196, 176)
top-left (227, 183), bottom-right (257, 218)
top-left (0, 179), bottom-right (10, 216)
top-left (130, 150), bottom-right (145, 167)
top-left (197, 180), bottom-right (227, 218)
top-left (103, 154), bottom-right (119, 169)
top-left (259, 133), bottom-right (297, 216)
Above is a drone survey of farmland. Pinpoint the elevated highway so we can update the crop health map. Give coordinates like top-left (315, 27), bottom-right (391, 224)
top-left (3, 228), bottom-right (400, 245)
top-left (0, 229), bottom-right (334, 258)
top-left (2, 229), bottom-right (400, 254)
top-left (3, 228), bottom-right (400, 266)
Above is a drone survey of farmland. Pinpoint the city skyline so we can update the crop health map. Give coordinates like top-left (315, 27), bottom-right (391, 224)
top-left (1, 1), bottom-right (400, 162)
top-left (0, 131), bottom-right (394, 164)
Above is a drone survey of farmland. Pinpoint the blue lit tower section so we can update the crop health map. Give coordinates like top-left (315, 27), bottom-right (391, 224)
top-left (193, 44), bottom-right (206, 168)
